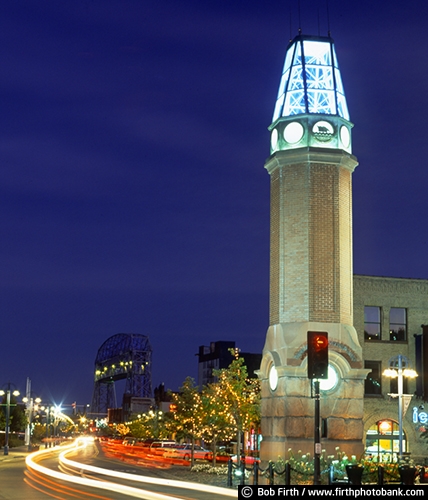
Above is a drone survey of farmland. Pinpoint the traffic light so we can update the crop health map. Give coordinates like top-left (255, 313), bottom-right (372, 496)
top-left (307, 331), bottom-right (329, 379)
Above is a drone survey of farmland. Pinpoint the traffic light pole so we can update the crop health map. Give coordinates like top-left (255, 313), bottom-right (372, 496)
top-left (307, 331), bottom-right (328, 486)
top-left (314, 380), bottom-right (321, 485)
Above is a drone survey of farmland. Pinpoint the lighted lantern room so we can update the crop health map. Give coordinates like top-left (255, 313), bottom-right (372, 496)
top-left (269, 34), bottom-right (352, 155)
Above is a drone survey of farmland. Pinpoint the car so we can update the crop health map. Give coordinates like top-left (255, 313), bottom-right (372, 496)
top-left (150, 440), bottom-right (177, 449)
top-left (231, 454), bottom-right (260, 465)
top-left (148, 440), bottom-right (178, 454)
top-left (122, 437), bottom-right (137, 446)
top-left (165, 444), bottom-right (212, 461)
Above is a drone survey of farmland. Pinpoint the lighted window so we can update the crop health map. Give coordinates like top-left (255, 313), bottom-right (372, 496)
top-left (389, 308), bottom-right (407, 341)
top-left (365, 420), bottom-right (404, 461)
top-left (364, 306), bottom-right (381, 341)
top-left (364, 361), bottom-right (382, 396)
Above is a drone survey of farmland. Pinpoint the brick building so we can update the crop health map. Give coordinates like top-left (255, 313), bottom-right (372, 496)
top-left (354, 274), bottom-right (428, 462)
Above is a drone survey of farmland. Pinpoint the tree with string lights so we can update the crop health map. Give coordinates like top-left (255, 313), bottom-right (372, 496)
top-left (201, 381), bottom-right (236, 465)
top-left (212, 349), bottom-right (260, 460)
top-left (170, 377), bottom-right (204, 466)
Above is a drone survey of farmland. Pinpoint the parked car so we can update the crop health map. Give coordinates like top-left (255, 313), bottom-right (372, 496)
top-left (150, 440), bottom-right (177, 449)
top-left (165, 444), bottom-right (212, 461)
top-left (211, 450), bottom-right (232, 463)
top-left (122, 437), bottom-right (137, 446)
top-left (149, 440), bottom-right (178, 453)
top-left (231, 454), bottom-right (260, 465)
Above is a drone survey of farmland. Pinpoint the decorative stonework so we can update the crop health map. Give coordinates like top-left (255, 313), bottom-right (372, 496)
top-left (354, 275), bottom-right (428, 296)
top-left (293, 340), bottom-right (360, 363)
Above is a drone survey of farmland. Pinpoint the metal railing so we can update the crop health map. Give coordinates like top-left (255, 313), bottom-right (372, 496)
top-left (226, 459), bottom-right (423, 487)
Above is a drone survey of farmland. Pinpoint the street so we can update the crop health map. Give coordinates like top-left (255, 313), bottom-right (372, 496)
top-left (0, 441), bottom-right (237, 499)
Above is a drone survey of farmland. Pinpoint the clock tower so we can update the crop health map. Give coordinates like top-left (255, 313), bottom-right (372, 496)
top-left (258, 34), bottom-right (367, 459)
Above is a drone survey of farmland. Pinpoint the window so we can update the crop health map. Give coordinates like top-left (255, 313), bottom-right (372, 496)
top-left (365, 420), bottom-right (404, 461)
top-left (389, 308), bottom-right (407, 341)
top-left (364, 361), bottom-right (382, 395)
top-left (364, 306), bottom-right (381, 340)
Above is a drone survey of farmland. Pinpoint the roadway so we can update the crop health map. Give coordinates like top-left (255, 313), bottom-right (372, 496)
top-left (0, 439), bottom-right (237, 500)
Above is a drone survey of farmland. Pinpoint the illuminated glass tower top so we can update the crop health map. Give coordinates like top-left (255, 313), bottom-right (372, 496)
top-left (273, 34), bottom-right (349, 122)
top-left (269, 34), bottom-right (352, 154)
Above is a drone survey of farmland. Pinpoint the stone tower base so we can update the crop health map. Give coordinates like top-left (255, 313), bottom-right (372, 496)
top-left (258, 322), bottom-right (368, 463)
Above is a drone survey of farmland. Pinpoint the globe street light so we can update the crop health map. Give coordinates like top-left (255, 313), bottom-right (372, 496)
top-left (383, 355), bottom-right (417, 461)
top-left (0, 383), bottom-right (20, 455)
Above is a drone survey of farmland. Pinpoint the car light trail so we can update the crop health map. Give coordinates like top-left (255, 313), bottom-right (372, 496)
top-left (26, 438), bottom-right (237, 499)
top-left (26, 441), bottom-right (186, 500)
top-left (24, 467), bottom-right (112, 500)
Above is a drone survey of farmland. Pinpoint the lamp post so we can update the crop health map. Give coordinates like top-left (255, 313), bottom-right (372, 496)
top-left (23, 396), bottom-right (42, 451)
top-left (0, 383), bottom-right (20, 456)
top-left (383, 355), bottom-right (417, 461)
top-left (42, 405), bottom-right (55, 448)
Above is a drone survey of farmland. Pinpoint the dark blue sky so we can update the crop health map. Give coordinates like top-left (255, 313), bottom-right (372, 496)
top-left (1, 0), bottom-right (428, 407)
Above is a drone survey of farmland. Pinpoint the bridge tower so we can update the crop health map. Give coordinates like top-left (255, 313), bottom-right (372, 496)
top-left (91, 333), bottom-right (153, 420)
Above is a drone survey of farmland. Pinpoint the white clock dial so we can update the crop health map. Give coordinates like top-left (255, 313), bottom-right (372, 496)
top-left (283, 121), bottom-right (304, 144)
top-left (319, 365), bottom-right (339, 392)
top-left (271, 128), bottom-right (278, 151)
top-left (340, 125), bottom-right (350, 148)
top-left (269, 365), bottom-right (278, 391)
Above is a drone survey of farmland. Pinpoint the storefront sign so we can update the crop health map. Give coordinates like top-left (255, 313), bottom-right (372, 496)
top-left (412, 406), bottom-right (428, 424)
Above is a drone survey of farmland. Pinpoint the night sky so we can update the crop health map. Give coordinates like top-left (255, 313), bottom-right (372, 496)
top-left (1, 0), bottom-right (428, 408)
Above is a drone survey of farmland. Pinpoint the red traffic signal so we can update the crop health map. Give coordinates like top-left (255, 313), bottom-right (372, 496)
top-left (307, 331), bottom-right (329, 379)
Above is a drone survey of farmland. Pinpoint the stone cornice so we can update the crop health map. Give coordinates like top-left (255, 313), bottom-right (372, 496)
top-left (353, 274), bottom-right (428, 295)
top-left (264, 147), bottom-right (358, 175)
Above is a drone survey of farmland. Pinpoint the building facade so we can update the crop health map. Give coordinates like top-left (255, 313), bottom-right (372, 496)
top-left (354, 274), bottom-right (428, 463)
top-left (197, 340), bottom-right (262, 389)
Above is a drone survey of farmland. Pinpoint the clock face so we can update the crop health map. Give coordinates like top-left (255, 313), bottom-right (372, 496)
top-left (271, 128), bottom-right (279, 151)
top-left (340, 125), bottom-right (350, 148)
top-left (268, 365), bottom-right (278, 391)
top-left (319, 365), bottom-right (339, 392)
top-left (283, 121), bottom-right (304, 144)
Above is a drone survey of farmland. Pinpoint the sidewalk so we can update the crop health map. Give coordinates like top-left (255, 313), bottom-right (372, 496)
top-left (0, 445), bottom-right (33, 463)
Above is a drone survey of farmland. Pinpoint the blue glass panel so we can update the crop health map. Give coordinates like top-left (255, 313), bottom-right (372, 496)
top-left (334, 68), bottom-right (344, 94)
top-left (308, 90), bottom-right (335, 114)
top-left (283, 45), bottom-right (294, 73)
top-left (305, 66), bottom-right (334, 89)
top-left (277, 70), bottom-right (289, 98)
top-left (284, 90), bottom-right (305, 115)
top-left (337, 94), bottom-right (349, 120)
top-left (289, 66), bottom-right (303, 90)
top-left (332, 46), bottom-right (339, 68)
top-left (273, 94), bottom-right (285, 122)
top-left (303, 41), bottom-right (331, 66)
top-left (293, 42), bottom-right (302, 66)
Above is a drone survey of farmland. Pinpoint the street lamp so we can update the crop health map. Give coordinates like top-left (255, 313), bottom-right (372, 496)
top-left (41, 405), bottom-right (56, 448)
top-left (0, 383), bottom-right (20, 455)
top-left (22, 396), bottom-right (42, 451)
top-left (383, 355), bottom-right (417, 461)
